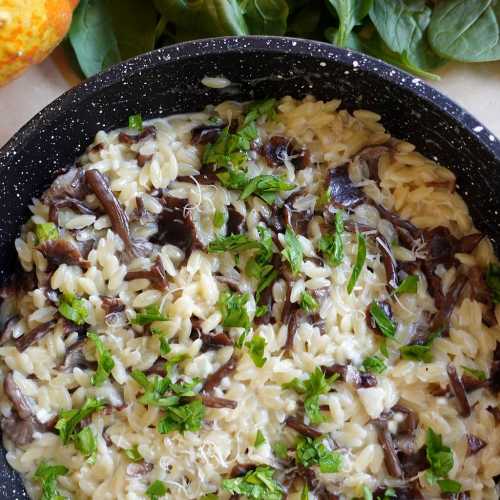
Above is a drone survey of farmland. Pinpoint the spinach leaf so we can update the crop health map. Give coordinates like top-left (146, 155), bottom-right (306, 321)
top-left (241, 0), bottom-right (289, 35)
top-left (327, 0), bottom-right (372, 47)
top-left (428, 0), bottom-right (500, 63)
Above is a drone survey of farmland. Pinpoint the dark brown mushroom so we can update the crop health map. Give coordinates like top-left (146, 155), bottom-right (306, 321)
top-left (227, 206), bottom-right (246, 235)
top-left (37, 239), bottom-right (90, 272)
top-left (4, 373), bottom-right (32, 420)
top-left (374, 203), bottom-right (421, 244)
top-left (201, 394), bottom-right (237, 409)
top-left (176, 164), bottom-right (220, 185)
top-left (118, 126), bottom-right (156, 145)
top-left (130, 197), bottom-right (154, 225)
top-left (48, 197), bottom-right (96, 224)
top-left (0, 316), bottom-right (19, 345)
top-left (466, 434), bottom-right (486, 456)
top-left (447, 364), bottom-right (471, 418)
top-left (192, 328), bottom-right (233, 352)
top-left (1, 414), bottom-right (38, 446)
top-left (284, 416), bottom-right (322, 438)
top-left (59, 340), bottom-right (97, 372)
top-left (489, 342), bottom-right (500, 393)
top-left (373, 483), bottom-right (423, 500)
top-left (487, 406), bottom-right (500, 423)
top-left (15, 320), bottom-right (56, 352)
top-left (282, 189), bottom-right (313, 236)
top-left (356, 145), bottom-right (390, 185)
top-left (285, 308), bottom-right (303, 352)
top-left (100, 296), bottom-right (125, 315)
top-left (42, 167), bottom-right (89, 204)
top-left (125, 256), bottom-right (168, 290)
top-left (202, 354), bottom-right (237, 393)
top-left (468, 266), bottom-right (497, 327)
top-left (126, 462), bottom-right (154, 477)
top-left (191, 122), bottom-right (227, 145)
top-left (372, 419), bottom-right (403, 478)
top-left (324, 164), bottom-right (365, 216)
top-left (321, 363), bottom-right (348, 381)
top-left (430, 275), bottom-right (467, 334)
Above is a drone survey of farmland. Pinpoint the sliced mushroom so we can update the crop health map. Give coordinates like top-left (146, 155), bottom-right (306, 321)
top-left (118, 126), bottom-right (156, 145)
top-left (15, 320), bottom-right (56, 352)
top-left (466, 434), bottom-right (486, 456)
top-left (0, 316), bottom-right (19, 345)
top-left (1, 414), bottom-right (38, 446)
top-left (125, 256), bottom-right (168, 290)
top-left (126, 462), bottom-right (154, 477)
top-left (372, 419), bottom-right (403, 478)
top-left (430, 274), bottom-right (467, 333)
top-left (37, 239), bottom-right (90, 272)
top-left (59, 340), bottom-right (97, 372)
top-left (447, 364), bottom-right (471, 418)
top-left (48, 196), bottom-right (96, 224)
top-left (100, 296), bottom-right (125, 315)
top-left (356, 145), bottom-right (390, 185)
top-left (226, 205), bottom-right (246, 235)
top-left (42, 167), bottom-right (89, 204)
top-left (324, 164), bottom-right (365, 216)
top-left (202, 354), bottom-right (237, 393)
top-left (4, 373), bottom-right (32, 420)
top-left (191, 122), bottom-right (227, 145)
top-left (285, 416), bottom-right (322, 438)
top-left (201, 394), bottom-right (237, 409)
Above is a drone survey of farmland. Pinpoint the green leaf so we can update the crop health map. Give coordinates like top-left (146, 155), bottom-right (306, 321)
top-left (151, 327), bottom-right (171, 357)
top-left (369, 301), bottom-right (396, 338)
top-left (300, 368), bottom-right (339, 424)
top-left (428, 0), bottom-right (500, 63)
top-left (128, 114), bottom-right (143, 130)
top-left (34, 462), bottom-right (68, 500)
top-left (55, 398), bottom-right (105, 444)
top-left (221, 465), bottom-right (284, 500)
top-left (218, 291), bottom-right (251, 329)
top-left (213, 209), bottom-right (226, 229)
top-left (301, 483), bottom-right (309, 500)
top-left (295, 436), bottom-right (343, 473)
top-left (146, 479), bottom-right (168, 500)
top-left (461, 366), bottom-right (487, 381)
top-left (299, 291), bottom-right (319, 313)
top-left (347, 233), bottom-right (366, 293)
top-left (87, 332), bottom-right (115, 387)
top-left (363, 485), bottom-right (373, 500)
top-left (240, 175), bottom-right (295, 204)
top-left (281, 377), bottom-right (307, 394)
top-left (437, 478), bottom-right (462, 494)
top-left (254, 429), bottom-right (266, 447)
top-left (204, 127), bottom-right (251, 169)
top-left (243, 99), bottom-right (277, 125)
top-left (362, 355), bottom-right (386, 374)
top-left (58, 294), bottom-right (88, 325)
top-left (318, 210), bottom-right (344, 267)
top-left (124, 444), bottom-right (143, 462)
top-left (246, 335), bottom-right (267, 367)
top-left (241, 0), bottom-right (289, 35)
top-left (69, 0), bottom-right (121, 77)
top-left (394, 275), bottom-right (418, 295)
top-left (131, 304), bottom-right (168, 325)
top-left (327, 0), bottom-right (372, 47)
top-left (208, 234), bottom-right (261, 253)
top-left (74, 427), bottom-right (97, 464)
top-left (35, 223), bottom-right (59, 244)
top-left (281, 226), bottom-right (303, 276)
top-left (157, 399), bottom-right (205, 434)
top-left (400, 343), bottom-right (432, 362)
top-left (426, 428), bottom-right (454, 478)
top-left (272, 441), bottom-right (288, 459)
top-left (486, 263), bottom-right (500, 304)
top-left (217, 168), bottom-right (250, 190)
top-left (288, 4), bottom-right (321, 37)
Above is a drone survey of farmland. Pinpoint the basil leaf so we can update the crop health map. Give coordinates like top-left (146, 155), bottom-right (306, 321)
top-left (222, 465), bottom-right (284, 500)
top-left (146, 479), bottom-right (168, 500)
top-left (208, 234), bottom-right (261, 253)
top-left (34, 462), bottom-right (68, 500)
top-left (394, 275), bottom-right (418, 295)
top-left (437, 478), bottom-right (462, 494)
top-left (369, 301), bottom-right (396, 338)
top-left (124, 444), bottom-right (143, 462)
top-left (55, 398), bottom-right (105, 444)
top-left (428, 0), bottom-right (500, 63)
top-left (254, 429), bottom-right (266, 447)
top-left (242, 0), bottom-right (289, 35)
top-left (35, 223), bottom-right (59, 244)
top-left (299, 291), bottom-right (319, 313)
top-left (486, 263), bottom-right (500, 304)
top-left (240, 175), bottom-right (295, 204)
top-left (461, 366), bottom-right (487, 381)
top-left (327, 0), bottom-right (372, 47)
top-left (347, 233), bottom-right (366, 294)
top-left (218, 291), bottom-right (251, 329)
top-left (74, 426), bottom-right (97, 464)
top-left (281, 226), bottom-right (303, 276)
top-left (58, 293), bottom-right (88, 325)
top-left (157, 399), bottom-right (205, 434)
top-left (246, 335), bottom-right (267, 367)
top-left (426, 427), bottom-right (454, 478)
top-left (128, 114), bottom-right (143, 130)
top-left (87, 332), bottom-right (115, 387)
top-left (132, 304), bottom-right (168, 325)
top-left (318, 210), bottom-right (344, 267)
top-left (296, 436), bottom-right (343, 473)
top-left (362, 355), bottom-right (387, 374)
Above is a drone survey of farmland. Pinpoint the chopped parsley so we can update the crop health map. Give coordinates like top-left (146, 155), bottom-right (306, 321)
top-left (124, 444), bottom-right (143, 462)
top-left (58, 293), bottom-right (88, 325)
top-left (128, 114), bottom-right (143, 130)
top-left (425, 428), bottom-right (460, 493)
top-left (35, 222), bottom-right (59, 244)
top-left (400, 328), bottom-right (443, 363)
top-left (281, 226), bottom-right (303, 276)
top-left (254, 429), bottom-right (266, 447)
top-left (213, 209), bottom-right (226, 229)
top-left (157, 398), bottom-right (205, 434)
top-left (486, 263), bottom-right (500, 303)
top-left (461, 366), bottom-right (487, 381)
top-left (151, 327), bottom-right (171, 357)
top-left (218, 291), bottom-right (251, 329)
top-left (243, 98), bottom-right (277, 125)
top-left (295, 436), bottom-right (343, 473)
top-left (255, 305), bottom-right (269, 318)
top-left (347, 233), bottom-right (366, 294)
top-left (87, 332), bottom-right (115, 387)
top-left (362, 355), bottom-right (387, 374)
top-left (217, 168), bottom-right (249, 190)
top-left (299, 291), bottom-right (319, 313)
top-left (272, 441), bottom-right (288, 460)
top-left (394, 275), bottom-right (418, 295)
top-left (240, 175), bottom-right (295, 204)
top-left (208, 234), bottom-right (260, 253)
top-left (34, 462), bottom-right (68, 500)
top-left (74, 426), bottom-right (97, 464)
top-left (318, 210), bottom-right (344, 267)
top-left (131, 304), bottom-right (168, 325)
top-left (55, 397), bottom-right (105, 445)
top-left (282, 368), bottom-right (339, 425)
top-left (221, 465), bottom-right (284, 500)
top-left (369, 302), bottom-right (396, 338)
top-left (146, 479), bottom-right (168, 499)
top-left (246, 335), bottom-right (267, 368)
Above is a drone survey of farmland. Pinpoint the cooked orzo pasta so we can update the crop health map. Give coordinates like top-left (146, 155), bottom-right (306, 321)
top-left (1, 96), bottom-right (500, 500)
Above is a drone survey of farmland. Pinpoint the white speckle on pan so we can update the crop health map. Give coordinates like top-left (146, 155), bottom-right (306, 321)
top-left (201, 76), bottom-right (232, 88)
top-left (489, 134), bottom-right (496, 142)
top-left (352, 60), bottom-right (359, 67)
top-left (320, 62), bottom-right (326, 67)
top-left (412, 78), bottom-right (421, 85)
top-left (473, 126), bottom-right (484, 133)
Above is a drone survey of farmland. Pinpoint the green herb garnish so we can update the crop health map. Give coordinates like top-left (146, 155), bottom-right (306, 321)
top-left (281, 226), bottom-right (303, 276)
top-left (240, 175), bottom-right (295, 204)
top-left (218, 291), bottom-right (251, 329)
top-left (318, 210), bottom-right (344, 267)
top-left (35, 223), bottom-right (59, 244)
top-left (34, 462), bottom-right (68, 500)
top-left (208, 234), bottom-right (260, 253)
top-left (146, 479), bottom-right (168, 500)
top-left (151, 327), bottom-right (171, 357)
top-left (157, 398), bottom-right (205, 434)
top-left (461, 366), bottom-right (487, 381)
top-left (369, 302), bottom-right (396, 338)
top-left (246, 335), bottom-right (267, 368)
top-left (213, 209), bottom-right (226, 229)
top-left (58, 293), bottom-right (88, 325)
top-left (87, 332), bottom-right (115, 387)
top-left (425, 428), bottom-right (457, 489)
top-left (400, 328), bottom-right (443, 363)
top-left (486, 263), bottom-right (500, 304)
top-left (295, 436), bottom-right (343, 473)
top-left (254, 430), bottom-right (266, 447)
top-left (347, 233), bottom-right (366, 294)
top-left (124, 444), bottom-right (143, 462)
top-left (131, 304), bottom-right (168, 325)
top-left (394, 275), bottom-right (419, 295)
top-left (299, 291), bottom-right (319, 313)
top-left (221, 465), bottom-right (284, 500)
top-left (362, 355), bottom-right (387, 374)
top-left (272, 441), bottom-right (288, 460)
top-left (128, 114), bottom-right (143, 130)
top-left (74, 426), bottom-right (97, 464)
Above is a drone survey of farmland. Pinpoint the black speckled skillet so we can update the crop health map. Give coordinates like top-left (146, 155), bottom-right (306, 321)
top-left (0, 36), bottom-right (499, 499)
